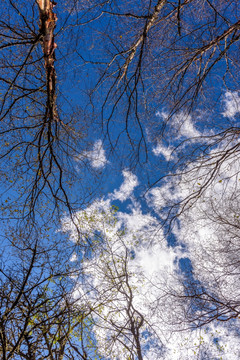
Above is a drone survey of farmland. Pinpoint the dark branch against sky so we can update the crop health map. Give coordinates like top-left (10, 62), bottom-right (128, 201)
top-left (0, 0), bottom-right (240, 359)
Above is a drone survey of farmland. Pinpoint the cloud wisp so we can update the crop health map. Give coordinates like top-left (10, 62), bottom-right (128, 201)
top-left (222, 91), bottom-right (240, 118)
top-left (111, 169), bottom-right (138, 202)
top-left (62, 148), bottom-right (240, 359)
top-left (75, 139), bottom-right (108, 169)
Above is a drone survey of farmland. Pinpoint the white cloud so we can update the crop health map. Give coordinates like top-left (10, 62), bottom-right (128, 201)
top-left (76, 139), bottom-right (108, 169)
top-left (156, 110), bottom-right (201, 139)
top-left (90, 140), bottom-right (108, 169)
top-left (173, 153), bottom-right (240, 303)
top-left (69, 252), bottom-right (78, 262)
top-left (136, 244), bottom-right (176, 279)
top-left (111, 169), bottom-right (138, 202)
top-left (62, 139), bottom-right (240, 359)
top-left (118, 201), bottom-right (157, 233)
top-left (65, 190), bottom-right (240, 360)
top-left (67, 197), bottom-right (182, 359)
top-left (61, 197), bottom-right (112, 243)
top-left (152, 142), bottom-right (174, 160)
top-left (172, 111), bottom-right (201, 138)
top-left (148, 141), bottom-right (240, 321)
top-left (222, 91), bottom-right (240, 118)
top-left (156, 110), bottom-right (168, 120)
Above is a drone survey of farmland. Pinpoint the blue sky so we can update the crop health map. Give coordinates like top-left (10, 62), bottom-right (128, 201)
top-left (61, 90), bottom-right (240, 359)
top-left (1, 0), bottom-right (240, 358)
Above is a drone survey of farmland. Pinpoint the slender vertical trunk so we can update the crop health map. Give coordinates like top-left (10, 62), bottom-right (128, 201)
top-left (37, 0), bottom-right (58, 121)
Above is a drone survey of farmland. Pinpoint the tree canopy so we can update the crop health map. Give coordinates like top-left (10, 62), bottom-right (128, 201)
top-left (0, 0), bottom-right (240, 359)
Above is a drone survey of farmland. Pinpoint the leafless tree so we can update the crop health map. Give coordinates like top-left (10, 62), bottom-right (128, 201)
top-left (97, 0), bottom-right (240, 129)
top-left (0, 0), bottom-right (239, 217)
top-left (0, 222), bottom-right (100, 359)
top-left (0, 0), bottom-right (98, 220)
top-left (1, 1), bottom-right (240, 358)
